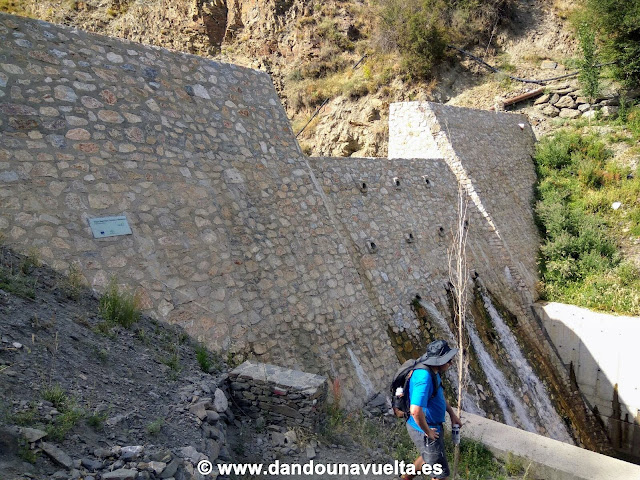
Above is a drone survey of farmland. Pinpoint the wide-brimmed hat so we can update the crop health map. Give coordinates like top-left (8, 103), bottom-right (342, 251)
top-left (422, 339), bottom-right (458, 366)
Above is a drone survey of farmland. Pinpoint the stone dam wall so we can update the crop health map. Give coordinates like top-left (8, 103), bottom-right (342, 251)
top-left (0, 13), bottom-right (610, 452)
top-left (0, 12), bottom-right (397, 403)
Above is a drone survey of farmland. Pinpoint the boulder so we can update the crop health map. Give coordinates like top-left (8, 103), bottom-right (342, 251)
top-left (41, 442), bottom-right (73, 469)
top-left (555, 95), bottom-right (576, 109)
top-left (213, 388), bottom-right (228, 413)
top-left (559, 108), bottom-right (581, 119)
top-left (20, 427), bottom-right (47, 443)
top-left (534, 94), bottom-right (550, 105)
top-left (101, 469), bottom-right (138, 480)
top-left (541, 105), bottom-right (560, 117)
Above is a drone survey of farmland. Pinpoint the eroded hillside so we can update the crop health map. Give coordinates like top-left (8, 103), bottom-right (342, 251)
top-left (6, 0), bottom-right (579, 156)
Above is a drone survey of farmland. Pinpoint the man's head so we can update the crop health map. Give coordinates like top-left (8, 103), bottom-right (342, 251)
top-left (423, 339), bottom-right (458, 372)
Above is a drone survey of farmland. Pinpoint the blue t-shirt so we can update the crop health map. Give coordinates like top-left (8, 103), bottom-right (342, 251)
top-left (406, 368), bottom-right (446, 434)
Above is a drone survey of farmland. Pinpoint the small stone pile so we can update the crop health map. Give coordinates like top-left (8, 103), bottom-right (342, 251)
top-left (228, 361), bottom-right (328, 432)
top-left (531, 84), bottom-right (638, 120)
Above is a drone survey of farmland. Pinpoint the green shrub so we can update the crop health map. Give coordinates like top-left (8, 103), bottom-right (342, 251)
top-left (196, 345), bottom-right (212, 372)
top-left (146, 417), bottom-right (164, 435)
top-left (577, 22), bottom-right (600, 102)
top-left (376, 0), bottom-right (448, 80)
top-left (42, 384), bottom-right (68, 412)
top-left (0, 264), bottom-right (36, 299)
top-left (99, 278), bottom-right (141, 328)
top-left (45, 407), bottom-right (84, 442)
top-left (87, 411), bottom-right (108, 429)
top-left (534, 130), bottom-right (640, 314)
top-left (584, 0), bottom-right (640, 88)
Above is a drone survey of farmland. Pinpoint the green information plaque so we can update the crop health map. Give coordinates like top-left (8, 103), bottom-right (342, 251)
top-left (89, 216), bottom-right (132, 238)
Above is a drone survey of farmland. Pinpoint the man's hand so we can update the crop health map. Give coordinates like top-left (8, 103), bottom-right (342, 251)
top-left (449, 411), bottom-right (462, 428)
top-left (426, 427), bottom-right (439, 441)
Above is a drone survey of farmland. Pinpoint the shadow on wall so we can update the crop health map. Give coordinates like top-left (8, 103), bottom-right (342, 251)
top-left (533, 303), bottom-right (640, 463)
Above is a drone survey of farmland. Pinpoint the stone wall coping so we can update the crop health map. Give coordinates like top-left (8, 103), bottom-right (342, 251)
top-left (463, 412), bottom-right (640, 480)
top-left (229, 361), bottom-right (327, 391)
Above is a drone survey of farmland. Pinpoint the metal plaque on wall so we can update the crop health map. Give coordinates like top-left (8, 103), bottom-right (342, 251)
top-left (88, 216), bottom-right (132, 239)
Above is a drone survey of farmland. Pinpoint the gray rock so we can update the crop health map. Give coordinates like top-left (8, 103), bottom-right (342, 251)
top-left (306, 445), bottom-right (316, 459)
top-left (582, 110), bottom-right (598, 120)
top-left (41, 442), bottom-right (73, 469)
top-left (552, 86), bottom-right (576, 95)
top-left (94, 447), bottom-right (113, 458)
top-left (578, 103), bottom-right (591, 112)
top-left (81, 458), bottom-right (103, 471)
top-left (180, 445), bottom-right (205, 464)
top-left (549, 93), bottom-right (560, 105)
top-left (213, 389), bottom-right (228, 413)
top-left (601, 106), bottom-right (619, 118)
top-left (20, 427), bottom-right (47, 443)
top-left (160, 458), bottom-right (180, 478)
top-left (120, 445), bottom-right (144, 460)
top-left (189, 401), bottom-right (209, 420)
top-left (101, 469), bottom-right (138, 480)
top-left (601, 97), bottom-right (620, 106)
top-left (555, 95), bottom-right (576, 109)
top-left (148, 461), bottom-right (167, 474)
top-left (206, 410), bottom-right (220, 423)
top-left (541, 60), bottom-right (558, 70)
top-left (150, 449), bottom-right (172, 463)
top-left (534, 94), bottom-right (550, 105)
top-left (202, 423), bottom-right (223, 440)
top-left (559, 108), bottom-right (581, 119)
top-left (206, 439), bottom-right (221, 461)
top-left (270, 431), bottom-right (286, 446)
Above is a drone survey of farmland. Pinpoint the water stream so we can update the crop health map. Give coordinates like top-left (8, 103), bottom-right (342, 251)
top-left (417, 290), bottom-right (572, 443)
top-left (477, 285), bottom-right (573, 443)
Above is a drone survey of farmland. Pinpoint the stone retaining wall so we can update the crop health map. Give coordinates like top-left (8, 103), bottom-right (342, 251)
top-left (228, 361), bottom-right (328, 431)
top-left (0, 12), bottom-right (397, 403)
top-left (1, 13), bottom-right (564, 410)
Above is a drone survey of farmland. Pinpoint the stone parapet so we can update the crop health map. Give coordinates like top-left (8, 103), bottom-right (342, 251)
top-left (228, 361), bottom-right (328, 431)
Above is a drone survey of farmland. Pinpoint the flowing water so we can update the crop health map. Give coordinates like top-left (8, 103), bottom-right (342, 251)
top-left (417, 291), bottom-right (572, 443)
top-left (477, 285), bottom-right (573, 443)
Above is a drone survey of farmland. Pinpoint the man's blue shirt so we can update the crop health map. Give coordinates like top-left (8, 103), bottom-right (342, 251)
top-left (406, 368), bottom-right (446, 434)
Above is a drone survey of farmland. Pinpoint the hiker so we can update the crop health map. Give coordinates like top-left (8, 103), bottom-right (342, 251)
top-left (402, 339), bottom-right (462, 480)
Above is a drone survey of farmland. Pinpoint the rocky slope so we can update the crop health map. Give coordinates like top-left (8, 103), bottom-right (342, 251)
top-left (0, 247), bottom-right (236, 479)
top-left (9, 0), bottom-right (584, 157)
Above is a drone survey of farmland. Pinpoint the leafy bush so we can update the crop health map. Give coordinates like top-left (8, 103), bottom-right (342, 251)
top-left (577, 22), bottom-right (600, 101)
top-left (583, 0), bottom-right (640, 88)
top-left (196, 345), bottom-right (216, 372)
top-left (375, 0), bottom-right (509, 80)
top-left (42, 384), bottom-right (68, 411)
top-left (99, 278), bottom-right (141, 328)
top-left (534, 131), bottom-right (640, 314)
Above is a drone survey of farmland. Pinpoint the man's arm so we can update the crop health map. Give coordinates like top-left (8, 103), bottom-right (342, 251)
top-left (410, 404), bottom-right (439, 440)
top-left (446, 401), bottom-right (462, 427)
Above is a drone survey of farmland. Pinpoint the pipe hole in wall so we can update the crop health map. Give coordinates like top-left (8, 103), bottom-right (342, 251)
top-left (438, 226), bottom-right (445, 237)
top-left (393, 177), bottom-right (401, 189)
top-left (360, 181), bottom-right (368, 193)
top-left (422, 176), bottom-right (431, 187)
top-left (367, 240), bottom-right (378, 254)
top-left (464, 219), bottom-right (469, 229)
top-left (406, 232), bottom-right (414, 243)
